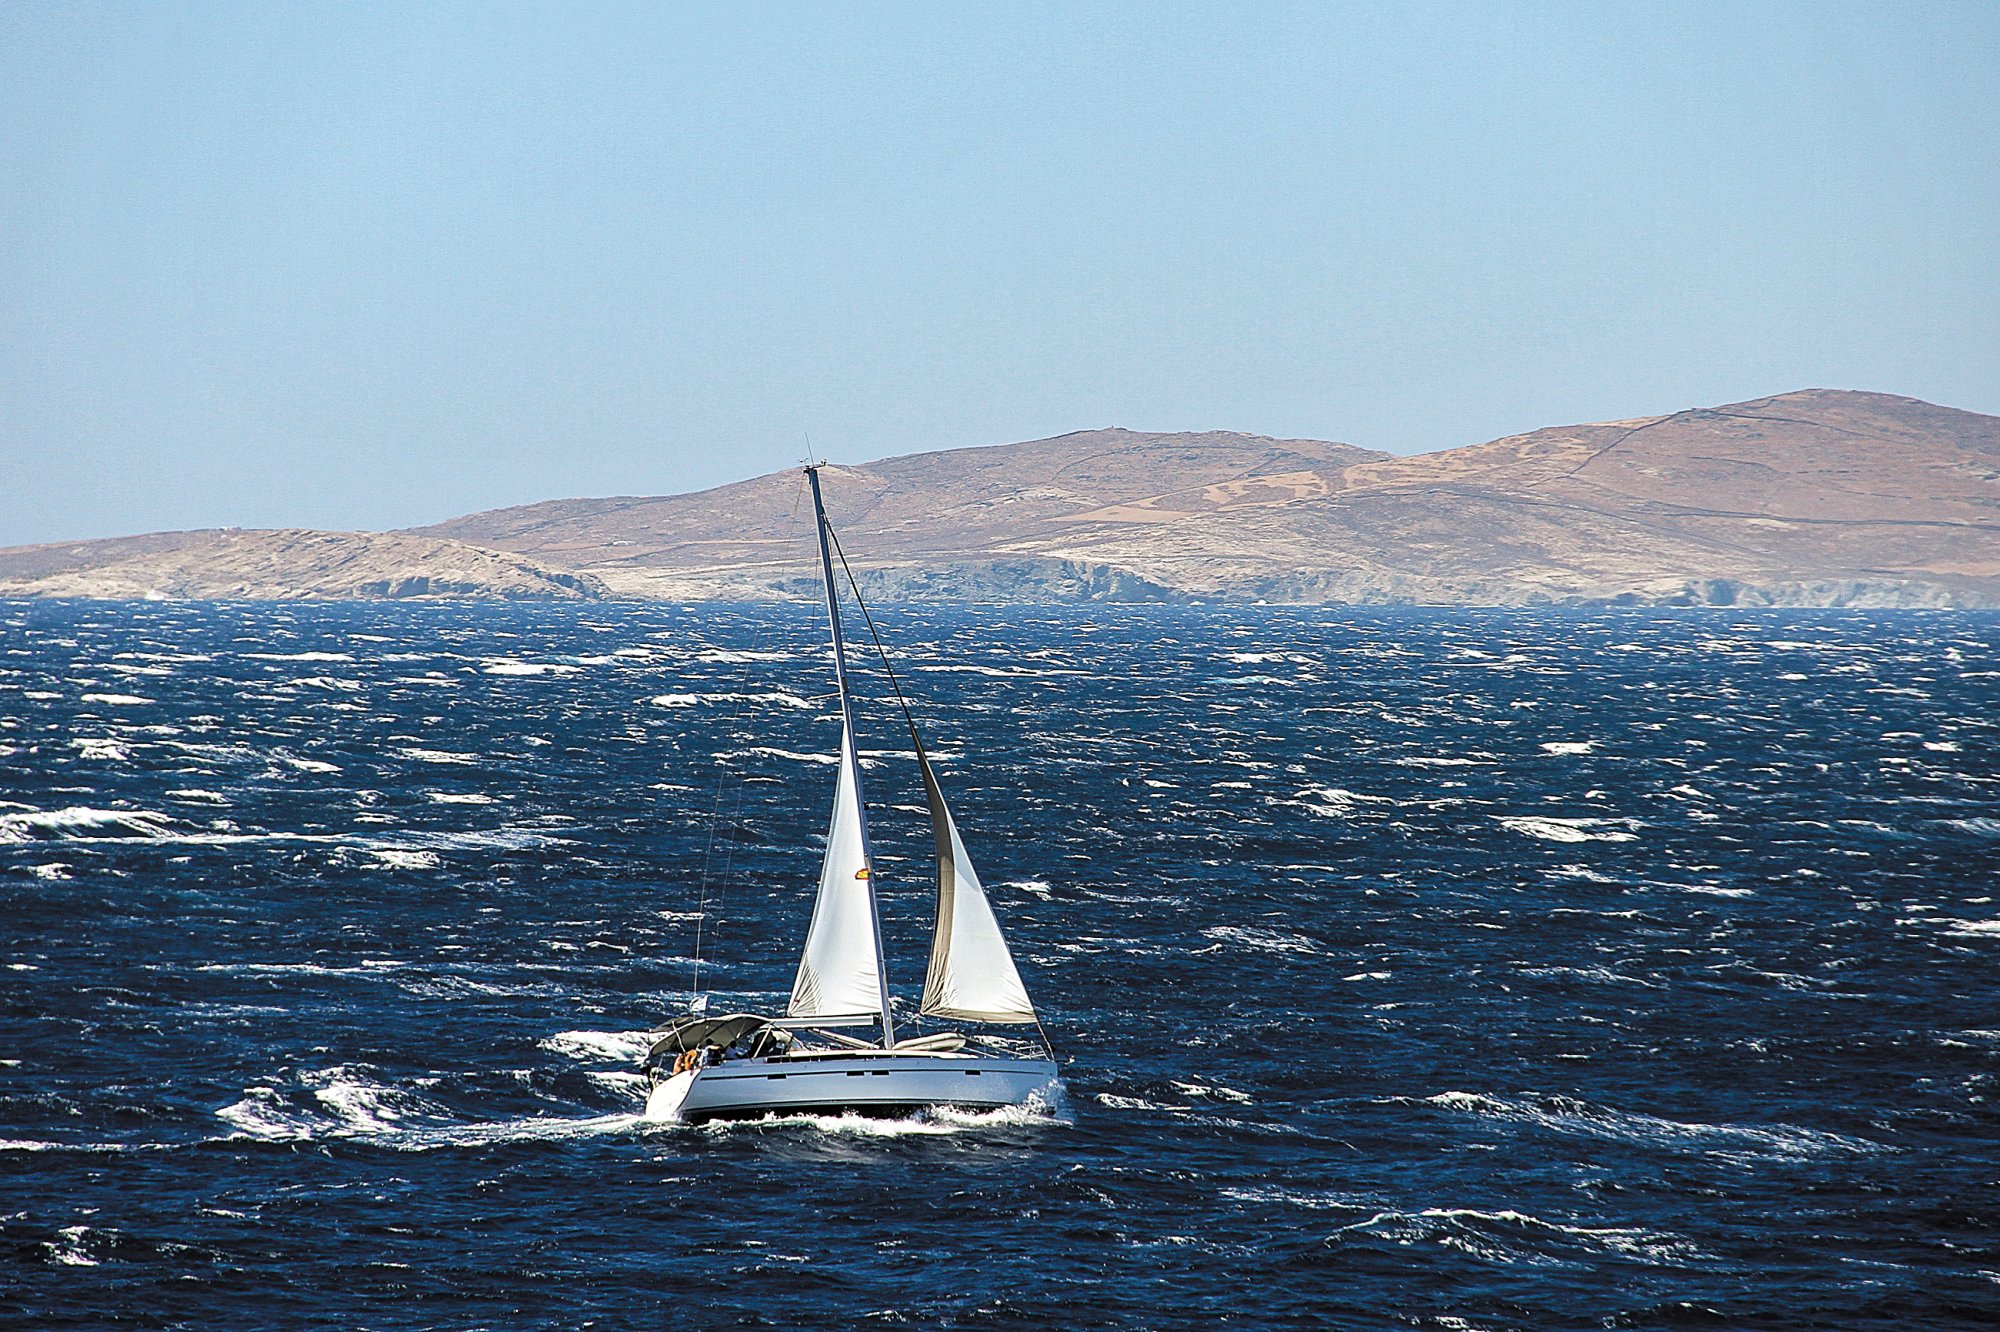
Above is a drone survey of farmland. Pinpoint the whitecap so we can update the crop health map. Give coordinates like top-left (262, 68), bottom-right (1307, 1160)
top-left (1495, 816), bottom-right (1639, 844)
top-left (696, 649), bottom-right (795, 663)
top-left (1095, 1093), bottom-right (1181, 1111)
top-left (366, 849), bottom-right (441, 870)
top-left (1327, 1206), bottom-right (1700, 1267)
top-left (648, 691), bottom-right (814, 710)
top-left (719, 746), bottom-right (843, 766)
top-left (911, 664), bottom-right (1028, 677)
top-left (1418, 1090), bottom-right (1885, 1159)
top-left (0, 806), bottom-right (175, 843)
top-left (1280, 785), bottom-right (1392, 818)
top-left (289, 675), bottom-right (362, 692)
top-left (1201, 925), bottom-right (1324, 956)
top-left (1219, 1185), bottom-right (1373, 1210)
top-left (481, 660), bottom-right (581, 676)
top-left (1540, 742), bottom-right (1595, 756)
top-left (79, 692), bottom-right (152, 706)
top-left (394, 748), bottom-right (480, 765)
top-left (542, 1029), bottom-right (654, 1063)
top-left (45, 1225), bottom-right (101, 1267)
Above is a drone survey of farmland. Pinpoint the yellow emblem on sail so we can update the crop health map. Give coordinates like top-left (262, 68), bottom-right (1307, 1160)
top-left (854, 867), bottom-right (871, 880)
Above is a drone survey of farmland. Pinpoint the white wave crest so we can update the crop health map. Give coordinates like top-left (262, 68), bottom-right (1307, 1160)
top-left (1200, 925), bottom-right (1324, 956)
top-left (697, 649), bottom-right (795, 663)
top-left (366, 848), bottom-right (440, 870)
top-left (542, 1029), bottom-right (654, 1062)
top-left (289, 676), bottom-right (361, 691)
top-left (1419, 1090), bottom-right (1886, 1159)
top-left (648, 691), bottom-right (814, 710)
top-left (481, 660), bottom-right (581, 676)
top-left (0, 806), bottom-right (176, 843)
top-left (1495, 816), bottom-right (1639, 844)
top-left (1328, 1206), bottom-right (1701, 1267)
top-left (719, 746), bottom-right (843, 766)
top-left (393, 747), bottom-right (480, 765)
top-left (45, 1225), bottom-right (102, 1267)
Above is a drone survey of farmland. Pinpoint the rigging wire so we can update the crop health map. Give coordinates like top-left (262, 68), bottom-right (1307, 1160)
top-left (688, 637), bottom-right (759, 1002)
top-left (688, 475), bottom-right (813, 1004)
top-left (822, 517), bottom-right (1060, 1062)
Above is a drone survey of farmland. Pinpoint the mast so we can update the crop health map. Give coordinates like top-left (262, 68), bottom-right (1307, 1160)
top-left (804, 466), bottom-right (897, 1048)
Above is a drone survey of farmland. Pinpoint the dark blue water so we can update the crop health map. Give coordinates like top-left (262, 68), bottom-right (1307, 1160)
top-left (4, 601), bottom-right (1997, 1329)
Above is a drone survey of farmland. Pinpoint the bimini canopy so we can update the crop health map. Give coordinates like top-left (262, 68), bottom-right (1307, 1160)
top-left (646, 1012), bottom-right (771, 1058)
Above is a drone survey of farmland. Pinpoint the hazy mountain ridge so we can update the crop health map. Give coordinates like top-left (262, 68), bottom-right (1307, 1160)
top-left (5, 391), bottom-right (1997, 606)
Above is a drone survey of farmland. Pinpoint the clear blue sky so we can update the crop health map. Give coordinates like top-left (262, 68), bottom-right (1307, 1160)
top-left (2, 1), bottom-right (1995, 545)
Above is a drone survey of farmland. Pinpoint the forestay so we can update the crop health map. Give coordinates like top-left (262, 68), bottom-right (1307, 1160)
top-left (916, 747), bottom-right (1038, 1024)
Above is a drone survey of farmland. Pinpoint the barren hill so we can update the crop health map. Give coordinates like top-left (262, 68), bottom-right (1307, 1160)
top-left (413, 429), bottom-right (1381, 598)
top-left (0, 529), bottom-right (606, 601)
top-left (6, 391), bottom-right (1997, 606)
top-left (416, 391), bottom-right (2000, 606)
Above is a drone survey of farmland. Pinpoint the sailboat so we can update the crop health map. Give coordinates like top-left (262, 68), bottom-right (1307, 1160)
top-left (643, 465), bottom-right (1062, 1123)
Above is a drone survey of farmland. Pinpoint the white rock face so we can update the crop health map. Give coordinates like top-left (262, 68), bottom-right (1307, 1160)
top-left (0, 528), bottom-right (607, 601)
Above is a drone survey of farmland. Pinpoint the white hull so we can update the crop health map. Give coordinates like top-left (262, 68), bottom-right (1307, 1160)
top-left (645, 1052), bottom-right (1060, 1123)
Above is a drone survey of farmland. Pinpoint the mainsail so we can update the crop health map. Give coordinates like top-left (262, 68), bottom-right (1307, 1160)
top-left (789, 467), bottom-right (895, 1038)
top-left (787, 719), bottom-right (890, 1020)
top-left (915, 745), bottom-right (1038, 1025)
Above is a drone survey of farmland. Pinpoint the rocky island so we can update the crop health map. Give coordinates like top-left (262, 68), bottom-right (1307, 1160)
top-left (6, 389), bottom-right (1997, 606)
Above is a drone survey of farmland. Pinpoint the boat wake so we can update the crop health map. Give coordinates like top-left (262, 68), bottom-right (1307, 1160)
top-left (215, 1065), bottom-right (648, 1152)
top-left (686, 1093), bottom-right (1071, 1138)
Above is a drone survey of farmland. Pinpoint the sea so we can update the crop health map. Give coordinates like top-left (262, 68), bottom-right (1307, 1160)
top-left (3, 600), bottom-right (1997, 1330)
